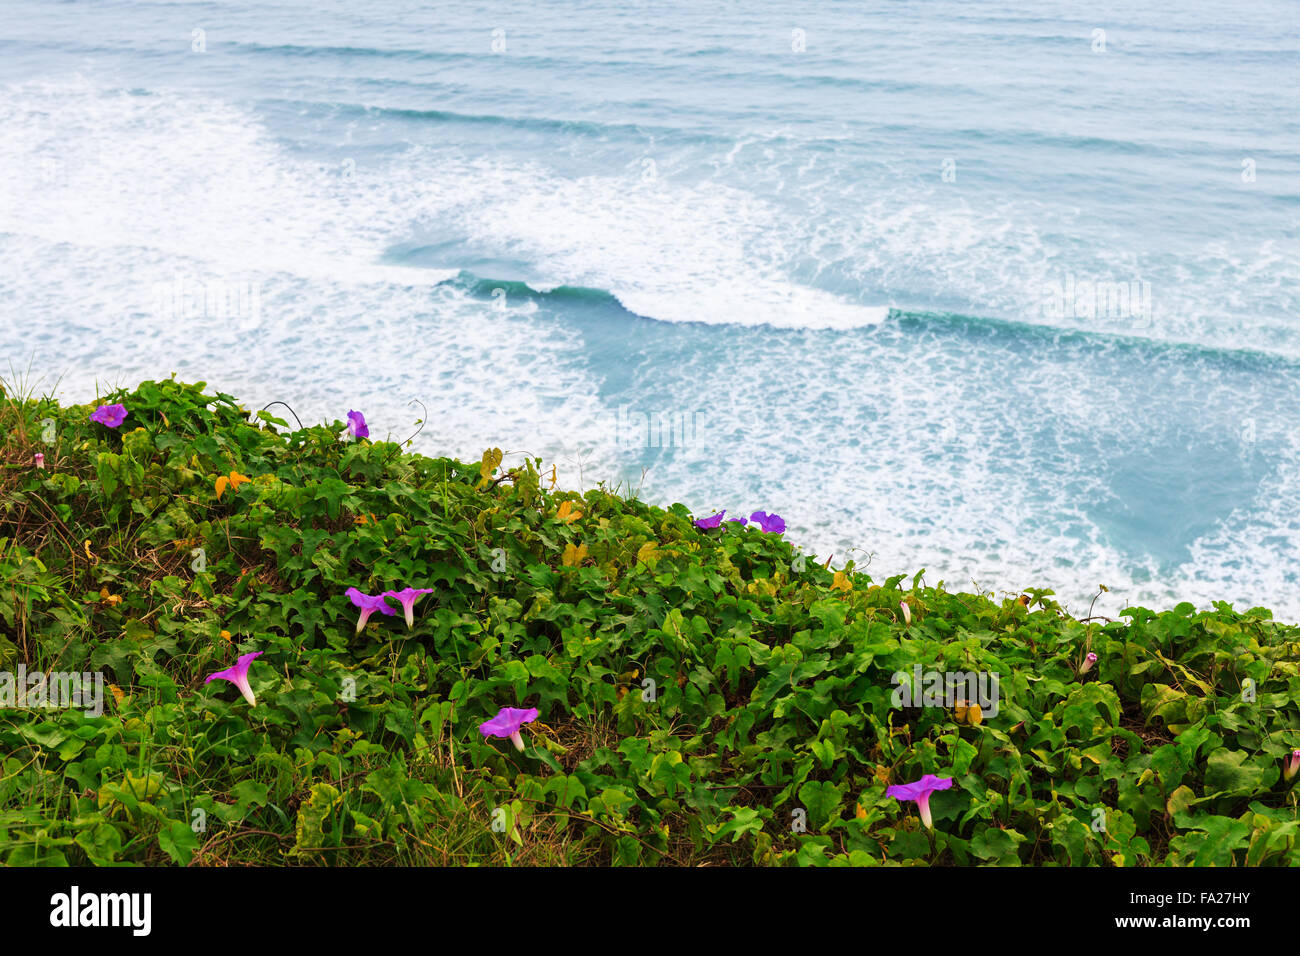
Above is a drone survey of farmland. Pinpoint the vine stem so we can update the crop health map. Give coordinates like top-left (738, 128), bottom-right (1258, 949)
top-left (258, 401), bottom-right (304, 430)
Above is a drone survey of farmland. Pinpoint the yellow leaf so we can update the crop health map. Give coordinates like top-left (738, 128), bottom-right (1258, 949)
top-left (477, 447), bottom-right (503, 488)
top-left (831, 571), bottom-right (853, 592)
top-left (215, 475), bottom-right (229, 499)
top-left (109, 684), bottom-right (125, 706)
top-left (220, 630), bottom-right (231, 643)
top-left (561, 542), bottom-right (588, 567)
top-left (855, 804), bottom-right (868, 820)
top-left (1166, 785), bottom-right (1196, 817)
top-left (83, 540), bottom-right (96, 563)
top-left (228, 471), bottom-right (251, 492)
top-left (99, 587), bottom-right (122, 606)
top-left (636, 541), bottom-right (662, 565)
top-left (556, 500), bottom-right (582, 523)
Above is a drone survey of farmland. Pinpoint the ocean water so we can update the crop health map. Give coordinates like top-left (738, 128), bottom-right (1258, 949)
top-left (1, 1), bottom-right (1297, 619)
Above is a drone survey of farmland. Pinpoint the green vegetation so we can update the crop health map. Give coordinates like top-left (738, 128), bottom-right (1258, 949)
top-left (1, 377), bottom-right (1298, 866)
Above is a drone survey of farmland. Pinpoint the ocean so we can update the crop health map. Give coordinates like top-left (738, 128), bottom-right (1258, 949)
top-left (1, 0), bottom-right (1297, 618)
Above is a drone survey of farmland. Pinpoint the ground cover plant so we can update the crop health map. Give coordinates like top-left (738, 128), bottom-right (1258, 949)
top-left (1, 377), bottom-right (1298, 866)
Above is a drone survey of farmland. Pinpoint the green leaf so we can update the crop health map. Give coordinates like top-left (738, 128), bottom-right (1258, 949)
top-left (1203, 749), bottom-right (1272, 797)
top-left (158, 819), bottom-right (201, 865)
top-left (797, 779), bottom-right (845, 830)
top-left (1171, 812), bottom-right (1252, 866)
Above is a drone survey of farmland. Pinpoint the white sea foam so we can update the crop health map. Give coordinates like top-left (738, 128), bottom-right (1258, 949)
top-left (385, 147), bottom-right (892, 330)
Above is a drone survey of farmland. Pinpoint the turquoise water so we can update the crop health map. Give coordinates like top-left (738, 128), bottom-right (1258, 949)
top-left (1, 1), bottom-right (1297, 617)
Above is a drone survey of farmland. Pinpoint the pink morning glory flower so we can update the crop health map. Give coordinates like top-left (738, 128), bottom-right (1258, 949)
top-left (346, 587), bottom-right (395, 633)
top-left (33, 453), bottom-right (45, 470)
top-left (694, 511), bottom-right (726, 529)
top-left (346, 410), bottom-right (369, 439)
top-left (89, 403), bottom-right (128, 428)
top-left (750, 511), bottom-right (786, 534)
top-left (886, 774), bottom-right (953, 830)
top-left (382, 587), bottom-right (434, 629)
top-left (479, 706), bottom-right (540, 752)
top-left (1080, 652), bottom-right (1098, 674)
top-left (204, 651), bottom-right (264, 707)
top-left (1285, 749), bottom-right (1300, 782)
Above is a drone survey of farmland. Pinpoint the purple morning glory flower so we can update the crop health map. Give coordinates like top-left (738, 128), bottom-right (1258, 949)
top-left (750, 511), bottom-right (786, 534)
top-left (89, 403), bottom-right (128, 428)
top-left (1080, 651), bottom-right (1098, 674)
top-left (1285, 749), bottom-right (1300, 782)
top-left (694, 511), bottom-right (726, 529)
top-left (346, 410), bottom-right (369, 439)
top-left (886, 774), bottom-right (953, 830)
top-left (382, 587), bottom-right (434, 629)
top-left (204, 651), bottom-right (264, 707)
top-left (479, 706), bottom-right (540, 752)
top-left (725, 516), bottom-right (748, 526)
top-left (346, 587), bottom-right (395, 633)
